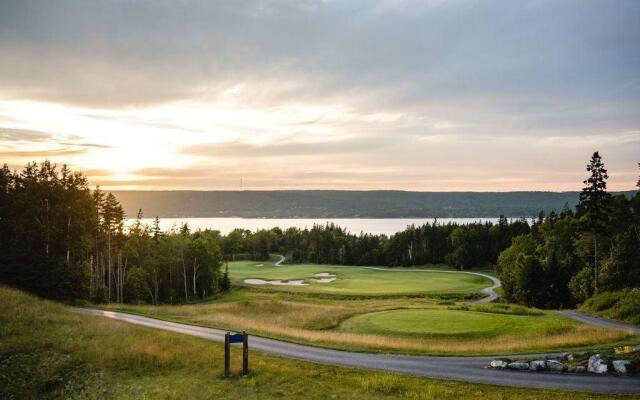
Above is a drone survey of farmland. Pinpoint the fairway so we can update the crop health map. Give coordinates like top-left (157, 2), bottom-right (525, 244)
top-left (338, 309), bottom-right (577, 339)
top-left (228, 260), bottom-right (492, 296)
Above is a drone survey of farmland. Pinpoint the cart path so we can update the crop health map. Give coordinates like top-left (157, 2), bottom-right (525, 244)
top-left (559, 310), bottom-right (640, 334)
top-left (73, 308), bottom-right (640, 394)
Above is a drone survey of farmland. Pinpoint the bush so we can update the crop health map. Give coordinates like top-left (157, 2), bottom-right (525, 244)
top-left (568, 267), bottom-right (594, 304)
top-left (580, 289), bottom-right (640, 325)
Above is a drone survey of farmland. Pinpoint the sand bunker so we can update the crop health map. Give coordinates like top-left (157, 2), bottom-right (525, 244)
top-left (244, 278), bottom-right (308, 286)
top-left (255, 264), bottom-right (264, 267)
top-left (313, 277), bottom-right (336, 283)
top-left (244, 272), bottom-right (337, 286)
top-left (311, 272), bottom-right (336, 283)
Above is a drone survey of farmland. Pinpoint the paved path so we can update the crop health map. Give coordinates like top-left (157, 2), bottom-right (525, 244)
top-left (73, 308), bottom-right (640, 394)
top-left (274, 255), bottom-right (286, 266)
top-left (560, 310), bottom-right (640, 334)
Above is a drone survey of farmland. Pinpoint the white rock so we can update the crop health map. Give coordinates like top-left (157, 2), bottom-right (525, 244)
top-left (613, 360), bottom-right (630, 374)
top-left (587, 354), bottom-right (608, 374)
top-left (546, 360), bottom-right (566, 372)
top-left (529, 360), bottom-right (546, 371)
top-left (508, 362), bottom-right (529, 370)
top-left (490, 359), bottom-right (510, 369)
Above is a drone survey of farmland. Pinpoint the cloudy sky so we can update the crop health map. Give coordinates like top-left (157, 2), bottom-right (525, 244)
top-left (0, 0), bottom-right (638, 191)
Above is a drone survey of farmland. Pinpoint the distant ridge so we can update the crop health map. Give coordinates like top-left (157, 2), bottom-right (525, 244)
top-left (111, 190), bottom-right (637, 219)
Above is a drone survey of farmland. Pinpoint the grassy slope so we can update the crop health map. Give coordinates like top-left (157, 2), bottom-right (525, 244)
top-left (103, 288), bottom-right (634, 356)
top-left (1, 285), bottom-right (637, 400)
top-left (580, 289), bottom-right (640, 325)
top-left (228, 260), bottom-right (491, 296)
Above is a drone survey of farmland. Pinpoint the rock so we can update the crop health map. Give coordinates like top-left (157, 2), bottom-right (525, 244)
top-left (613, 360), bottom-right (630, 374)
top-left (546, 360), bottom-right (566, 372)
top-left (490, 358), bottom-right (511, 369)
top-left (587, 354), bottom-right (608, 374)
top-left (575, 366), bottom-right (586, 373)
top-left (546, 355), bottom-right (564, 362)
top-left (529, 360), bottom-right (546, 371)
top-left (563, 352), bottom-right (574, 361)
top-left (508, 362), bottom-right (530, 370)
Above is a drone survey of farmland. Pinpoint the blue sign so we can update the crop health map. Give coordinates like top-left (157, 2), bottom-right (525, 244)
top-left (229, 333), bottom-right (244, 343)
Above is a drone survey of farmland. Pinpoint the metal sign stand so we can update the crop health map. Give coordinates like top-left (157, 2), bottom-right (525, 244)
top-left (224, 331), bottom-right (249, 377)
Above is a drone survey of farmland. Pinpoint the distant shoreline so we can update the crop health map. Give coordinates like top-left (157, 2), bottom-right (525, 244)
top-left (111, 190), bottom-right (636, 219)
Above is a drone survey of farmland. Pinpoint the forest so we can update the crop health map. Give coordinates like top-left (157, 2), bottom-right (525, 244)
top-left (0, 162), bottom-right (228, 304)
top-left (1, 153), bottom-right (638, 309)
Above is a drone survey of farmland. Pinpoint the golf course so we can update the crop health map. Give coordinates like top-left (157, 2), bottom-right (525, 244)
top-left (101, 257), bottom-right (635, 356)
top-left (229, 259), bottom-right (493, 296)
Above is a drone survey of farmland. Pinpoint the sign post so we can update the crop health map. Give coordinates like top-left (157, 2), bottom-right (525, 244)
top-left (224, 331), bottom-right (249, 377)
top-left (224, 332), bottom-right (230, 377)
top-left (242, 331), bottom-right (249, 375)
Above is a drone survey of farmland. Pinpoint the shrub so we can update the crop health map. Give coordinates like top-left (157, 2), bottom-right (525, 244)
top-left (580, 289), bottom-right (640, 325)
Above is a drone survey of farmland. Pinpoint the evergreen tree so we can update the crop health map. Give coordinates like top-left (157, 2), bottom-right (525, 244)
top-left (576, 151), bottom-right (611, 293)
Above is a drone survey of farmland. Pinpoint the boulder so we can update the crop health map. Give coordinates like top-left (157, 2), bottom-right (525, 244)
top-left (575, 366), bottom-right (586, 373)
top-left (546, 360), bottom-right (566, 372)
top-left (529, 360), bottom-right (546, 371)
top-left (508, 362), bottom-right (530, 370)
top-left (489, 358), bottom-right (511, 369)
top-left (587, 354), bottom-right (608, 374)
top-left (563, 352), bottom-right (574, 361)
top-left (546, 355), bottom-right (564, 362)
top-left (613, 360), bottom-right (630, 374)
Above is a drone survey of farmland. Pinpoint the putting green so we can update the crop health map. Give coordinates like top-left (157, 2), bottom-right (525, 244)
top-left (228, 260), bottom-right (492, 296)
top-left (338, 309), bottom-right (576, 339)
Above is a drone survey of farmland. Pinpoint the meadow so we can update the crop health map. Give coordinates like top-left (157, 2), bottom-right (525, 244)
top-left (2, 285), bottom-right (637, 400)
top-left (102, 262), bottom-right (637, 355)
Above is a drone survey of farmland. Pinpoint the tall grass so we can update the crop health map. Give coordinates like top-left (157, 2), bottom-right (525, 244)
top-left (0, 285), bottom-right (634, 400)
top-left (107, 295), bottom-right (634, 355)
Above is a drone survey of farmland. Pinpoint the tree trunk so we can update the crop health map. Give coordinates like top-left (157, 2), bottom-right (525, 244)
top-left (107, 232), bottom-right (112, 302)
top-left (182, 258), bottom-right (188, 301)
top-left (192, 257), bottom-right (198, 298)
top-left (594, 235), bottom-right (598, 294)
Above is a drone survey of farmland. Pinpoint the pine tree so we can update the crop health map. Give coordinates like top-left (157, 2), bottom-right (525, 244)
top-left (577, 151), bottom-right (611, 293)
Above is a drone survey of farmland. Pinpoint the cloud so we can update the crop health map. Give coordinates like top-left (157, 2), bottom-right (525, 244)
top-left (0, 127), bottom-right (52, 141)
top-left (0, 147), bottom-right (86, 157)
top-left (0, 1), bottom-right (638, 191)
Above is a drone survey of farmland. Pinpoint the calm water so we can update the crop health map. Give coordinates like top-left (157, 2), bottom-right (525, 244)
top-left (127, 217), bottom-right (525, 236)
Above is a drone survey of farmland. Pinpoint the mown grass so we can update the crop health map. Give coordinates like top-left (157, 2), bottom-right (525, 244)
top-left (337, 308), bottom-right (575, 339)
top-left (580, 289), bottom-right (640, 325)
top-left (103, 288), bottom-right (635, 356)
top-left (228, 260), bottom-right (491, 296)
top-left (1, 285), bottom-right (637, 400)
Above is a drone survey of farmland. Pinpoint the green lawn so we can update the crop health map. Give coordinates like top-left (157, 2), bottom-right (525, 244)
top-left (338, 308), bottom-right (577, 339)
top-left (228, 260), bottom-right (491, 296)
top-left (2, 285), bottom-right (636, 400)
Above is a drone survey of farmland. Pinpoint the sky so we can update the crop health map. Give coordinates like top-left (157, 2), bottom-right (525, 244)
top-left (0, 0), bottom-right (639, 191)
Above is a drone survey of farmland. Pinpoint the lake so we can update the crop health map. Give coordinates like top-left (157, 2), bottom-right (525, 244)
top-left (127, 217), bottom-right (529, 236)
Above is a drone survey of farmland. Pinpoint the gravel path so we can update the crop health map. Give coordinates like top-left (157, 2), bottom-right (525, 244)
top-left (73, 308), bottom-right (640, 394)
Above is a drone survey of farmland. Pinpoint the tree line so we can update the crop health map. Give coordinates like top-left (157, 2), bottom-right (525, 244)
top-left (2, 153), bottom-right (637, 308)
top-left (220, 217), bottom-right (531, 270)
top-left (0, 162), bottom-right (228, 304)
top-left (498, 153), bottom-right (640, 308)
